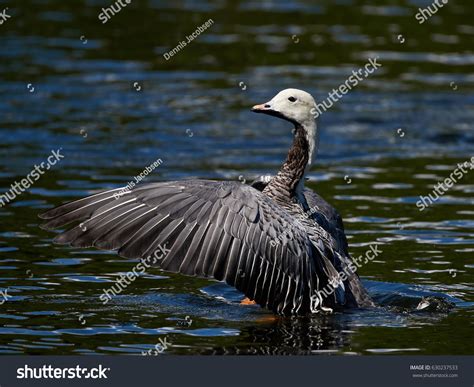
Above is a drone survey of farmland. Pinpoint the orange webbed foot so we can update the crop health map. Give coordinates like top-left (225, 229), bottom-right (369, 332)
top-left (240, 297), bottom-right (257, 305)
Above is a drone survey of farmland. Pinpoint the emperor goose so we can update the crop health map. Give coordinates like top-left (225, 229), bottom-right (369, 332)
top-left (39, 88), bottom-right (374, 315)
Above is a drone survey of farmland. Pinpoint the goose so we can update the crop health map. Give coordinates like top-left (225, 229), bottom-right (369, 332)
top-left (39, 88), bottom-right (374, 316)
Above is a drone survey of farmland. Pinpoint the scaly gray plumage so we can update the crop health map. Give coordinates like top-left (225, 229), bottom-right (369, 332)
top-left (39, 88), bottom-right (374, 315)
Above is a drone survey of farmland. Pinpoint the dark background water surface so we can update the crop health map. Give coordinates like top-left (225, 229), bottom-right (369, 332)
top-left (0, 0), bottom-right (473, 355)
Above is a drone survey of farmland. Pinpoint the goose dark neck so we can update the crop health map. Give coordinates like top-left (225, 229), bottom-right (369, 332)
top-left (263, 124), bottom-right (309, 201)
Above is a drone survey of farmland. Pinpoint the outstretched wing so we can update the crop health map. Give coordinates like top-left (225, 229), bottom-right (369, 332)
top-left (39, 180), bottom-right (334, 315)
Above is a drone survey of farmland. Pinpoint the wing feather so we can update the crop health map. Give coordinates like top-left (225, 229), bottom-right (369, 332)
top-left (39, 180), bottom-right (349, 315)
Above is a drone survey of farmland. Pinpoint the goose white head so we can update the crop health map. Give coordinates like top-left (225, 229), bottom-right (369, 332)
top-left (252, 88), bottom-right (319, 165)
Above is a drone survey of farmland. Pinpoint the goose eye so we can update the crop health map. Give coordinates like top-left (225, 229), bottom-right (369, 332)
top-left (288, 97), bottom-right (297, 102)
